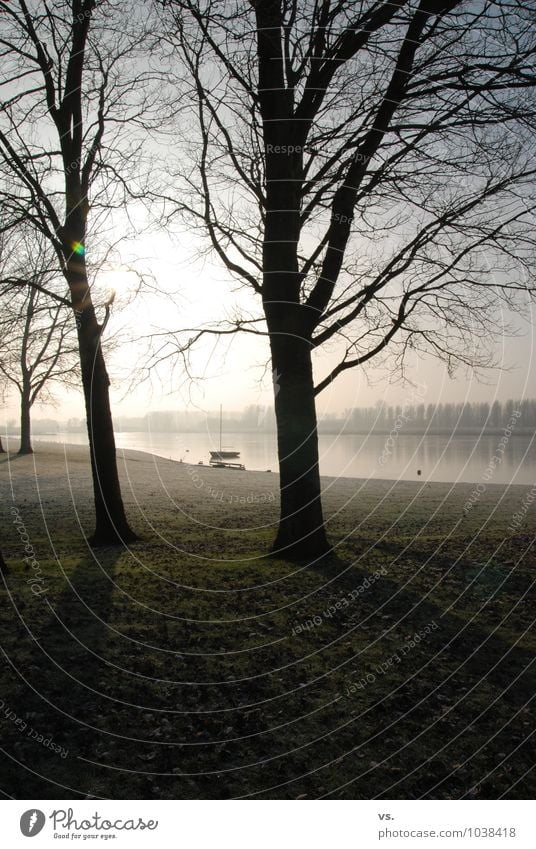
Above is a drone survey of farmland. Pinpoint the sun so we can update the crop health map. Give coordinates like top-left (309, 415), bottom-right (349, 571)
top-left (97, 263), bottom-right (141, 299)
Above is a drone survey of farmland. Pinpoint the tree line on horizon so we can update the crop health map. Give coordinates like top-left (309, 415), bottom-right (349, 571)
top-left (4, 397), bottom-right (534, 442)
top-left (345, 398), bottom-right (536, 433)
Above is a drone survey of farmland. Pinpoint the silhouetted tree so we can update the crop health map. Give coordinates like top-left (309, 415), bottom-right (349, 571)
top-left (157, 0), bottom-right (536, 558)
top-left (0, 1), bottom-right (162, 543)
top-left (0, 232), bottom-right (79, 455)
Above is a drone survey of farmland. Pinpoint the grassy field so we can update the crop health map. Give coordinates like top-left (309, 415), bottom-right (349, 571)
top-left (0, 446), bottom-right (534, 799)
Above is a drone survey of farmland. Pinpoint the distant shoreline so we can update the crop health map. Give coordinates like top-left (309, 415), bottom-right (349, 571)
top-left (4, 426), bottom-right (536, 437)
top-left (2, 439), bottom-right (533, 489)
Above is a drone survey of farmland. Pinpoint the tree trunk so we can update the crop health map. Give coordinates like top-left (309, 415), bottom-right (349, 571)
top-left (0, 434), bottom-right (5, 453)
top-left (57, 184), bottom-right (137, 545)
top-left (63, 230), bottom-right (137, 546)
top-left (76, 299), bottom-right (138, 546)
top-left (0, 547), bottom-right (7, 574)
top-left (18, 387), bottom-right (33, 455)
top-left (260, 179), bottom-right (331, 559)
top-left (269, 332), bottom-right (330, 560)
top-left (254, 1), bottom-right (331, 559)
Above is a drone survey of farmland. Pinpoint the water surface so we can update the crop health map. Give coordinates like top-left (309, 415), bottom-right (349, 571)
top-left (29, 430), bottom-right (536, 485)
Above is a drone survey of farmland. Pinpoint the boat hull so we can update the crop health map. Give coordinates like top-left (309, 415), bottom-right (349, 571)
top-left (210, 450), bottom-right (240, 459)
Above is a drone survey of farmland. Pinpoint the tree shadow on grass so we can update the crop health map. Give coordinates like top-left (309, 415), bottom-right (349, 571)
top-left (0, 547), bottom-right (124, 799)
top-left (305, 546), bottom-right (536, 798)
top-left (1, 533), bottom-right (532, 801)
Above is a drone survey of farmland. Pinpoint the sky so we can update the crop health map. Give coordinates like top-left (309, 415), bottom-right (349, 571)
top-left (3, 222), bottom-right (535, 429)
top-left (1, 1), bottom-right (535, 431)
top-left (79, 224), bottom-right (536, 417)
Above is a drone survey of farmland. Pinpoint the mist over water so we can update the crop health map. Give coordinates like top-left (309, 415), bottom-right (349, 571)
top-left (28, 430), bottom-right (536, 485)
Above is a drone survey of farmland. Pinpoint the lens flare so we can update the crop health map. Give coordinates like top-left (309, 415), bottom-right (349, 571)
top-left (71, 241), bottom-right (85, 256)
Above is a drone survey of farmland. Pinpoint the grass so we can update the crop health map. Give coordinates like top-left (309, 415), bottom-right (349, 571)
top-left (0, 452), bottom-right (534, 799)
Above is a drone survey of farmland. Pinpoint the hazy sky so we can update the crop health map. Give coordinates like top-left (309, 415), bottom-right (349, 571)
top-left (1, 1), bottom-right (535, 434)
top-left (3, 223), bottom-right (535, 428)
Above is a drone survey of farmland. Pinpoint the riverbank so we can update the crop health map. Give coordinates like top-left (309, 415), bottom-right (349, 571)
top-left (0, 442), bottom-right (534, 799)
top-left (1, 441), bottom-right (534, 551)
top-left (6, 428), bottom-right (536, 485)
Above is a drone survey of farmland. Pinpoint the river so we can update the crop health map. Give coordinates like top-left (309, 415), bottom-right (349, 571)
top-left (28, 429), bottom-right (536, 485)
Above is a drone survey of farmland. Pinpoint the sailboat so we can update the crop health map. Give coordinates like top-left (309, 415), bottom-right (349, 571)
top-left (209, 405), bottom-right (240, 461)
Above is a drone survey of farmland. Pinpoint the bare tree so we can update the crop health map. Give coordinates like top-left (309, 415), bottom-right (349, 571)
top-left (155, 0), bottom-right (536, 559)
top-left (0, 0), bottom-right (165, 543)
top-left (0, 288), bottom-right (79, 455)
